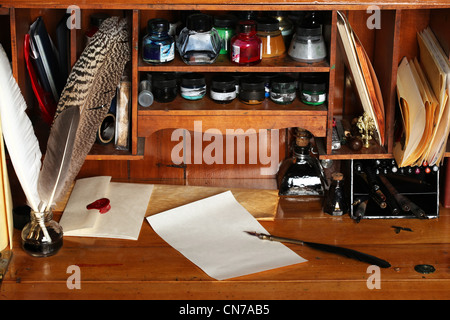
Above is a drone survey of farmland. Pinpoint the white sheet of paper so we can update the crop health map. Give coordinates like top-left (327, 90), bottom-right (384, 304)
top-left (146, 191), bottom-right (306, 280)
top-left (60, 177), bottom-right (154, 240)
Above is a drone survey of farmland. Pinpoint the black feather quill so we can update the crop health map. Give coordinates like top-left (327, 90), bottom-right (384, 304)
top-left (245, 231), bottom-right (391, 268)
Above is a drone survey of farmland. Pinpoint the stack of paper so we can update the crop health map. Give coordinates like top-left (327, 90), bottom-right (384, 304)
top-left (394, 27), bottom-right (450, 167)
top-left (337, 11), bottom-right (385, 146)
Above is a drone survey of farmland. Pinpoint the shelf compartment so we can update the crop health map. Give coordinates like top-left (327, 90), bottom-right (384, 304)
top-left (86, 137), bottom-right (145, 160)
top-left (138, 53), bottom-right (330, 73)
top-left (138, 96), bottom-right (327, 137)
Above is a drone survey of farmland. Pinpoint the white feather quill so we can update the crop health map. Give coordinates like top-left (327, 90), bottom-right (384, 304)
top-left (0, 44), bottom-right (53, 243)
top-left (0, 44), bottom-right (42, 212)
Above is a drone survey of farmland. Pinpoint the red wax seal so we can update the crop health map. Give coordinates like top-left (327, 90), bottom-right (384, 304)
top-left (86, 198), bottom-right (111, 214)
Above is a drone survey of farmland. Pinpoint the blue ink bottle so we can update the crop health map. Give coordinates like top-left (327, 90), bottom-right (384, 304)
top-left (142, 18), bottom-right (175, 64)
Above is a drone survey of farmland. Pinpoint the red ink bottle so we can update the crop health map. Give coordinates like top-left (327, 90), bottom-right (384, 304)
top-left (230, 20), bottom-right (262, 66)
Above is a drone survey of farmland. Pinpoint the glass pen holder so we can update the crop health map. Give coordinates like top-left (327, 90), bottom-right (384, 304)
top-left (21, 209), bottom-right (63, 257)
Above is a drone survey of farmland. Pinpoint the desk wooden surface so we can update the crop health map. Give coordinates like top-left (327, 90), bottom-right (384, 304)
top-left (1, 180), bottom-right (450, 300)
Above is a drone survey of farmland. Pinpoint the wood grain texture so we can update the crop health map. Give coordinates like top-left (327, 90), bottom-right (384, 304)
top-left (1, 179), bottom-right (450, 300)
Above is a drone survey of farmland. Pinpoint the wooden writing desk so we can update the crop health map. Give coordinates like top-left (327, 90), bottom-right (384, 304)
top-left (1, 180), bottom-right (449, 300)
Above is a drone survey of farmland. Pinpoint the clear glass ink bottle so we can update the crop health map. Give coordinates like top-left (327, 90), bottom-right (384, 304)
top-left (142, 18), bottom-right (175, 64)
top-left (176, 13), bottom-right (221, 65)
top-left (323, 172), bottom-right (348, 216)
top-left (230, 20), bottom-right (262, 66)
top-left (278, 129), bottom-right (325, 196)
top-left (21, 209), bottom-right (63, 257)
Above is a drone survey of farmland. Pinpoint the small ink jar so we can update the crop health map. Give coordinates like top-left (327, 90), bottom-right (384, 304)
top-left (210, 75), bottom-right (236, 104)
top-left (142, 18), bottom-right (175, 64)
top-left (214, 14), bottom-right (236, 55)
top-left (256, 17), bottom-right (285, 59)
top-left (270, 75), bottom-right (296, 105)
top-left (180, 73), bottom-right (206, 100)
top-left (256, 72), bottom-right (277, 98)
top-left (239, 77), bottom-right (265, 105)
top-left (232, 73), bottom-right (249, 96)
top-left (152, 73), bottom-right (177, 103)
top-left (300, 74), bottom-right (327, 106)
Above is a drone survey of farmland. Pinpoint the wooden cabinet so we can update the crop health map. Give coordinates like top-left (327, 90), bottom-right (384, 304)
top-left (1, 1), bottom-right (450, 184)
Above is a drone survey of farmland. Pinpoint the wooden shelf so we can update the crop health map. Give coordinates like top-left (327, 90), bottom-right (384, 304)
top-left (138, 53), bottom-right (331, 73)
top-left (86, 137), bottom-right (145, 160)
top-left (138, 96), bottom-right (328, 137)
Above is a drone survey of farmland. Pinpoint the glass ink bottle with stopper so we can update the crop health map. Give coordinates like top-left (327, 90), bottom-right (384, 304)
top-left (323, 172), bottom-right (348, 216)
top-left (230, 20), bottom-right (262, 66)
top-left (278, 129), bottom-right (325, 196)
top-left (288, 11), bottom-right (326, 63)
top-left (177, 13), bottom-right (221, 65)
top-left (21, 209), bottom-right (63, 257)
top-left (142, 18), bottom-right (175, 64)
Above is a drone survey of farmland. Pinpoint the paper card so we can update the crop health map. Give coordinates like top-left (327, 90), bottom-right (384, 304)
top-left (59, 176), bottom-right (111, 232)
top-left (60, 177), bottom-right (154, 240)
top-left (147, 191), bottom-right (306, 280)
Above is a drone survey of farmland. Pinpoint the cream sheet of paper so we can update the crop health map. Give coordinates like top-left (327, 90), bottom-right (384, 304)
top-left (60, 176), bottom-right (154, 240)
top-left (146, 191), bottom-right (306, 280)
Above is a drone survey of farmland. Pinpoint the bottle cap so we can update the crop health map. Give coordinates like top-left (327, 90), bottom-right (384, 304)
top-left (181, 73), bottom-right (206, 87)
top-left (255, 72), bottom-right (278, 83)
top-left (211, 75), bottom-right (236, 90)
top-left (240, 77), bottom-right (265, 91)
top-left (152, 73), bottom-right (177, 88)
top-left (256, 17), bottom-right (280, 32)
top-left (296, 25), bottom-right (322, 37)
top-left (148, 18), bottom-right (170, 34)
top-left (214, 14), bottom-right (237, 28)
top-left (272, 75), bottom-right (295, 85)
top-left (238, 20), bottom-right (257, 34)
top-left (187, 13), bottom-right (213, 32)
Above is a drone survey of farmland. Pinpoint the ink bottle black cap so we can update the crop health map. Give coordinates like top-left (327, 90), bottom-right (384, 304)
top-left (186, 13), bottom-right (213, 32)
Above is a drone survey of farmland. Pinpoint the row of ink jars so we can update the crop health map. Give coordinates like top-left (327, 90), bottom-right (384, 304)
top-left (139, 72), bottom-right (328, 106)
top-left (142, 11), bottom-right (327, 66)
